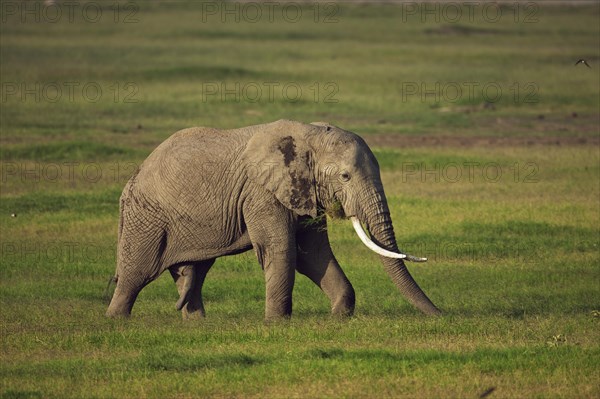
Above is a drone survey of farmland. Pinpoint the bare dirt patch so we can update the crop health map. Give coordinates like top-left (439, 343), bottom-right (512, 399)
top-left (365, 134), bottom-right (600, 149)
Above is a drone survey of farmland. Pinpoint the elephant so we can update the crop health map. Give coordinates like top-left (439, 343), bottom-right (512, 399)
top-left (106, 119), bottom-right (441, 319)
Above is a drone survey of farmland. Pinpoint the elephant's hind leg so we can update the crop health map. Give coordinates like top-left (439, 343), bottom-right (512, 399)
top-left (106, 277), bottom-right (147, 318)
top-left (106, 227), bottom-right (167, 317)
top-left (169, 260), bottom-right (215, 320)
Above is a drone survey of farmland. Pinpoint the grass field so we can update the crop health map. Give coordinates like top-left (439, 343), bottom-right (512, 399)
top-left (1, 1), bottom-right (599, 398)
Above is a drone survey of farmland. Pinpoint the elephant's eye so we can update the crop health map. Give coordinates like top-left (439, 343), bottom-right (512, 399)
top-left (340, 172), bottom-right (351, 182)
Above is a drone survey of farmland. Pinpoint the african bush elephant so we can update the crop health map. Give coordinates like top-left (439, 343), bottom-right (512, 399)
top-left (106, 119), bottom-right (441, 319)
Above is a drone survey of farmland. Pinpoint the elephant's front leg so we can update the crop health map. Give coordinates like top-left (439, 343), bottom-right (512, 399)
top-left (246, 205), bottom-right (297, 320)
top-left (257, 243), bottom-right (296, 319)
top-left (296, 218), bottom-right (355, 316)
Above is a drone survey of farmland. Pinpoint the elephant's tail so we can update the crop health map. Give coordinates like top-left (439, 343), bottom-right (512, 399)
top-left (103, 275), bottom-right (118, 304)
top-left (118, 193), bottom-right (125, 243)
top-left (105, 189), bottom-right (125, 304)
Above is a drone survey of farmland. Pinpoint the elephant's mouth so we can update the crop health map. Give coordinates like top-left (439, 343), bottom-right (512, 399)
top-left (324, 199), bottom-right (346, 219)
top-left (302, 200), bottom-right (346, 227)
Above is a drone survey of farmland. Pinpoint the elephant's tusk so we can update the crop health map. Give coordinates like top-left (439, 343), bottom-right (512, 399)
top-left (350, 217), bottom-right (427, 262)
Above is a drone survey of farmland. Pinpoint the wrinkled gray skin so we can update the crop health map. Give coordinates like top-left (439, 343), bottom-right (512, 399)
top-left (106, 120), bottom-right (441, 319)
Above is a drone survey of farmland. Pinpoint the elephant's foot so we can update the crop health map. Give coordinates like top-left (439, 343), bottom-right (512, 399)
top-left (106, 307), bottom-right (131, 318)
top-left (331, 292), bottom-right (355, 317)
top-left (331, 306), bottom-right (354, 318)
top-left (263, 313), bottom-right (292, 325)
top-left (106, 282), bottom-right (142, 318)
top-left (264, 302), bottom-right (293, 322)
top-left (181, 303), bottom-right (206, 320)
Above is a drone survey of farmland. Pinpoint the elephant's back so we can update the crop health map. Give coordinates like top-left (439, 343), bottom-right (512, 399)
top-left (141, 126), bottom-right (249, 173)
top-left (147, 120), bottom-right (302, 162)
top-left (128, 126), bottom-right (249, 212)
top-left (157, 126), bottom-right (245, 159)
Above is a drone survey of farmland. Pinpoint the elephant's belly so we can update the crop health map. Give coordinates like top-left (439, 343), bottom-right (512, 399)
top-left (164, 230), bottom-right (253, 266)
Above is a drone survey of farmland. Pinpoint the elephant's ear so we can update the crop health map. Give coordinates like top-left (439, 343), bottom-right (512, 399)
top-left (242, 121), bottom-right (318, 218)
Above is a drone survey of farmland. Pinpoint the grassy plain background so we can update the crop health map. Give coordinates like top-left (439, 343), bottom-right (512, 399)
top-left (1, 1), bottom-right (599, 398)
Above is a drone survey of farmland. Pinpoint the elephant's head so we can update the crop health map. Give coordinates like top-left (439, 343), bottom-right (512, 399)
top-left (243, 119), bottom-right (441, 316)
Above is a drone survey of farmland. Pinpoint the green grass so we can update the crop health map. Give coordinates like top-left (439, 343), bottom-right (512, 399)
top-left (1, 2), bottom-right (599, 398)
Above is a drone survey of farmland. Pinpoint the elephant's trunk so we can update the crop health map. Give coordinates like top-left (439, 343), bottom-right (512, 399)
top-left (356, 187), bottom-right (441, 316)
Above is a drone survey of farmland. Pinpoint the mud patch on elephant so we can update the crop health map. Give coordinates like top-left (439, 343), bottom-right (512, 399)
top-left (278, 136), bottom-right (297, 167)
top-left (289, 171), bottom-right (314, 211)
